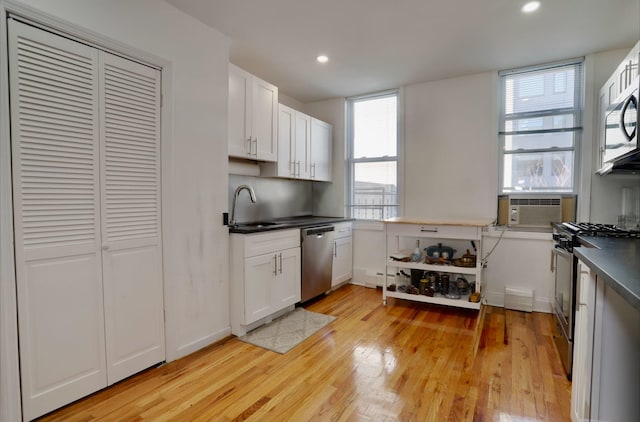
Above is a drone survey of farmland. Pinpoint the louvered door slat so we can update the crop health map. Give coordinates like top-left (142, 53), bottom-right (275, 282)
top-left (105, 67), bottom-right (157, 88)
top-left (105, 88), bottom-right (157, 107)
top-left (20, 95), bottom-right (94, 116)
top-left (18, 67), bottom-right (95, 95)
top-left (102, 61), bottom-right (160, 244)
top-left (9, 20), bottom-right (107, 421)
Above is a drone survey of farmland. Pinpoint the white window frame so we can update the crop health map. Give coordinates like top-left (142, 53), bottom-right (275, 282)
top-left (346, 89), bottom-right (402, 221)
top-left (498, 59), bottom-right (584, 195)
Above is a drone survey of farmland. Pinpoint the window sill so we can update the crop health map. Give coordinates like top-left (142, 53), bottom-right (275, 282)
top-left (353, 220), bottom-right (385, 231)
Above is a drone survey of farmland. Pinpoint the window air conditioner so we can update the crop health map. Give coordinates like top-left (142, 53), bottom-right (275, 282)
top-left (497, 195), bottom-right (567, 228)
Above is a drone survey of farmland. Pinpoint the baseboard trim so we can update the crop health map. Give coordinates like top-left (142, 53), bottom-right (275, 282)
top-left (483, 290), bottom-right (552, 313)
top-left (173, 327), bottom-right (231, 361)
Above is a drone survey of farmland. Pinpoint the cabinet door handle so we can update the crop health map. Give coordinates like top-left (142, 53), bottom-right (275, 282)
top-left (333, 241), bottom-right (337, 257)
top-left (246, 138), bottom-right (252, 156)
top-left (420, 227), bottom-right (438, 232)
top-left (273, 254), bottom-right (278, 275)
top-left (550, 250), bottom-right (555, 272)
top-left (278, 253), bottom-right (283, 274)
top-left (311, 163), bottom-right (316, 178)
top-left (296, 160), bottom-right (300, 177)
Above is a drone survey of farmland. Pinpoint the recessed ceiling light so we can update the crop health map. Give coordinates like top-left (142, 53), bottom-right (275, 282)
top-left (522, 1), bottom-right (540, 13)
top-left (317, 55), bottom-right (329, 63)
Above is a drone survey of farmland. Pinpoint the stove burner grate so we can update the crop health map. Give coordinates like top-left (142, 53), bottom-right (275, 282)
top-left (560, 222), bottom-right (640, 238)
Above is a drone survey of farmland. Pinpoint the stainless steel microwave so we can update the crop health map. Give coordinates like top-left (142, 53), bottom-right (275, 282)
top-left (603, 81), bottom-right (638, 165)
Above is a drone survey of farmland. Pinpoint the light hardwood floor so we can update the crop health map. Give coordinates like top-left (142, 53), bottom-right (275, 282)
top-left (39, 284), bottom-right (571, 421)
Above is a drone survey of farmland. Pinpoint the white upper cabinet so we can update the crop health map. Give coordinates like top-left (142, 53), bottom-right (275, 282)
top-left (262, 107), bottom-right (332, 181)
top-left (295, 111), bottom-right (312, 179)
top-left (310, 118), bottom-right (332, 182)
top-left (228, 64), bottom-right (278, 161)
top-left (261, 104), bottom-right (310, 178)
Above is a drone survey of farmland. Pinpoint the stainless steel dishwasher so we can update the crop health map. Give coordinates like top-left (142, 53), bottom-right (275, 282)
top-left (301, 225), bottom-right (335, 302)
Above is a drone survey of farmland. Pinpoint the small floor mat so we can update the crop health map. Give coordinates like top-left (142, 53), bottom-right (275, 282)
top-left (238, 308), bottom-right (336, 354)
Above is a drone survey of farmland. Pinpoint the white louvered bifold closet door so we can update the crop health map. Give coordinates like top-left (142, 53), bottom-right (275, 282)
top-left (99, 53), bottom-right (165, 385)
top-left (8, 20), bottom-right (106, 420)
top-left (9, 19), bottom-right (164, 420)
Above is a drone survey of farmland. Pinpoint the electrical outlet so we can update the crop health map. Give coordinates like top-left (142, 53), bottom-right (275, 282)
top-left (223, 212), bottom-right (229, 225)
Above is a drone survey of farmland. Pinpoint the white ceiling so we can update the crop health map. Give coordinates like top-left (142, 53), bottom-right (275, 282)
top-left (165, 0), bottom-right (640, 103)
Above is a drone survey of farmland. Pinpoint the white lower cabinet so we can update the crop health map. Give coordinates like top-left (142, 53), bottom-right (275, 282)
top-left (571, 261), bottom-right (596, 422)
top-left (572, 259), bottom-right (640, 422)
top-left (332, 222), bottom-right (353, 286)
top-left (230, 229), bottom-right (301, 336)
top-left (244, 253), bottom-right (277, 323)
top-left (590, 275), bottom-right (640, 422)
top-left (271, 248), bottom-right (302, 310)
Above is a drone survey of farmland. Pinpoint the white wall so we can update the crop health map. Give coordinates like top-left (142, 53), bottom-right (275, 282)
top-left (279, 92), bottom-right (305, 111)
top-left (482, 231), bottom-right (554, 311)
top-left (345, 73), bottom-right (499, 286)
top-left (403, 72), bottom-right (498, 220)
top-left (0, 1), bottom-right (231, 419)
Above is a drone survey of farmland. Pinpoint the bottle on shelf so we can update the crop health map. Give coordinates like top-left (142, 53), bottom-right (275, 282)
top-left (411, 240), bottom-right (421, 262)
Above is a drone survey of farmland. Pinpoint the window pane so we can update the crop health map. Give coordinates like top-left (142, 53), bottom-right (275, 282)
top-left (517, 74), bottom-right (544, 97)
top-left (352, 161), bottom-right (398, 220)
top-left (504, 67), bottom-right (576, 115)
top-left (502, 151), bottom-right (574, 193)
top-left (554, 72), bottom-right (567, 93)
top-left (353, 96), bottom-right (397, 158)
top-left (504, 131), bottom-right (575, 152)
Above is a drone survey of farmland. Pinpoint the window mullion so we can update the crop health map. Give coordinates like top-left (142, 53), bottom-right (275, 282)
top-left (351, 156), bottom-right (398, 163)
top-left (500, 127), bottom-right (582, 136)
top-left (504, 107), bottom-right (579, 120)
top-left (504, 146), bottom-right (574, 154)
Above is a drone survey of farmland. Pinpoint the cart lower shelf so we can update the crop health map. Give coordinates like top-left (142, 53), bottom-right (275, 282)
top-left (383, 290), bottom-right (482, 310)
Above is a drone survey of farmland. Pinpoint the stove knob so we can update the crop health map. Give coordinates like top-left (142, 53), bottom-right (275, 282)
top-left (552, 233), bottom-right (561, 241)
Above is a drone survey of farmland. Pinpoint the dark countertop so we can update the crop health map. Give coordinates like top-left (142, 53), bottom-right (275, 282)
top-left (228, 215), bottom-right (354, 234)
top-left (574, 236), bottom-right (640, 309)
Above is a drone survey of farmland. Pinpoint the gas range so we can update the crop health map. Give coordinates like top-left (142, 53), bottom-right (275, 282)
top-left (558, 222), bottom-right (640, 238)
top-left (553, 222), bottom-right (640, 253)
top-left (551, 222), bottom-right (639, 379)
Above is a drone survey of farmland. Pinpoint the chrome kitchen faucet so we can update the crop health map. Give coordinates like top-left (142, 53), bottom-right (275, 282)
top-left (229, 184), bottom-right (257, 227)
